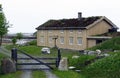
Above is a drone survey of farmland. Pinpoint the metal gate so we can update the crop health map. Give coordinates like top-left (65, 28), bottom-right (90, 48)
top-left (11, 48), bottom-right (61, 70)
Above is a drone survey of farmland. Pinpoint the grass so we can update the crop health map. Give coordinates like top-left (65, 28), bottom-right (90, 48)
top-left (0, 52), bottom-right (22, 78)
top-left (82, 52), bottom-right (120, 78)
top-left (0, 71), bottom-right (22, 78)
top-left (5, 45), bottom-right (80, 57)
top-left (88, 36), bottom-right (120, 50)
top-left (32, 71), bottom-right (46, 78)
top-left (68, 55), bottom-right (96, 70)
top-left (53, 70), bottom-right (85, 78)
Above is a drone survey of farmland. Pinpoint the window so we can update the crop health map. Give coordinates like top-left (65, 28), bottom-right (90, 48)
top-left (70, 30), bottom-right (73, 33)
top-left (78, 30), bottom-right (82, 33)
top-left (48, 30), bottom-right (52, 33)
top-left (41, 30), bottom-right (43, 33)
top-left (60, 37), bottom-right (64, 44)
top-left (49, 36), bottom-right (53, 43)
top-left (77, 37), bottom-right (82, 45)
top-left (40, 36), bottom-right (44, 43)
top-left (69, 37), bottom-right (73, 45)
top-left (60, 30), bottom-right (64, 33)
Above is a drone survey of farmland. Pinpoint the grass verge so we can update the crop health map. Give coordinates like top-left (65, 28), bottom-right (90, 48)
top-left (32, 71), bottom-right (46, 78)
top-left (53, 70), bottom-right (85, 78)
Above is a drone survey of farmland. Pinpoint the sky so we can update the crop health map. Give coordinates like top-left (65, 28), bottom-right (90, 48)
top-left (0, 0), bottom-right (120, 33)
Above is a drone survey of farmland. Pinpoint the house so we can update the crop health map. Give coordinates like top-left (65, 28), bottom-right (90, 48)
top-left (36, 12), bottom-right (118, 50)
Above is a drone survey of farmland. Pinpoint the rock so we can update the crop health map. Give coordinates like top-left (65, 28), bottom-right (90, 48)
top-left (1, 58), bottom-right (16, 74)
top-left (96, 49), bottom-right (101, 55)
top-left (88, 51), bottom-right (96, 55)
top-left (68, 66), bottom-right (76, 70)
top-left (58, 57), bottom-right (68, 71)
top-left (75, 70), bottom-right (81, 72)
top-left (72, 55), bottom-right (79, 59)
top-left (104, 53), bottom-right (110, 57)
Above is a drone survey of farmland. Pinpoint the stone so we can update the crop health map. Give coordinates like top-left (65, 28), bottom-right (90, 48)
top-left (96, 49), bottom-right (101, 55)
top-left (68, 66), bottom-right (76, 70)
top-left (58, 57), bottom-right (68, 71)
top-left (1, 58), bottom-right (16, 74)
top-left (72, 55), bottom-right (79, 59)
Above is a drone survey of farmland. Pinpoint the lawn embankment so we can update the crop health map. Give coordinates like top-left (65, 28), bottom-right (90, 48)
top-left (53, 70), bottom-right (85, 78)
top-left (89, 36), bottom-right (120, 50)
top-left (32, 71), bottom-right (46, 78)
top-left (82, 52), bottom-right (120, 78)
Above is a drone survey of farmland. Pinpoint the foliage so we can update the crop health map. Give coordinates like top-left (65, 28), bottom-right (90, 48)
top-left (0, 5), bottom-right (9, 46)
top-left (26, 40), bottom-right (37, 45)
top-left (53, 70), bottom-right (85, 78)
top-left (12, 37), bottom-right (17, 45)
top-left (16, 32), bottom-right (23, 40)
top-left (88, 37), bottom-right (120, 50)
top-left (83, 52), bottom-right (120, 78)
top-left (69, 55), bottom-right (96, 70)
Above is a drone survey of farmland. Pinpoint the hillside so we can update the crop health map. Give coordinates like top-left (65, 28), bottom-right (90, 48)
top-left (89, 36), bottom-right (120, 50)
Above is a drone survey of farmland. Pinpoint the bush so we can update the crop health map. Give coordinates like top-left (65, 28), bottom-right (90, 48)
top-left (83, 52), bottom-right (120, 78)
top-left (69, 55), bottom-right (96, 70)
top-left (89, 37), bottom-right (120, 50)
top-left (26, 40), bottom-right (37, 45)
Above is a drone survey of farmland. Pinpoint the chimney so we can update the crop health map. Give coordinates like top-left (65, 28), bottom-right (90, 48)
top-left (78, 12), bottom-right (82, 20)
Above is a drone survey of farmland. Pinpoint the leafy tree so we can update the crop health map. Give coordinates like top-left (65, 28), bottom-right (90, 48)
top-left (0, 5), bottom-right (9, 46)
top-left (12, 37), bottom-right (17, 45)
top-left (16, 32), bottom-right (23, 40)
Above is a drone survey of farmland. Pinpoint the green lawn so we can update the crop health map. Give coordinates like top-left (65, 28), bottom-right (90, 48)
top-left (53, 70), bottom-right (85, 78)
top-left (0, 71), bottom-right (21, 78)
top-left (32, 71), bottom-right (46, 78)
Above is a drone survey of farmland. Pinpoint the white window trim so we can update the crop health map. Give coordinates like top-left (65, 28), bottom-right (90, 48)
top-left (40, 36), bottom-right (44, 43)
top-left (60, 37), bottom-right (64, 44)
top-left (49, 36), bottom-right (53, 43)
top-left (60, 30), bottom-right (64, 33)
top-left (77, 37), bottom-right (82, 45)
top-left (78, 30), bottom-right (82, 33)
top-left (69, 37), bottom-right (74, 45)
top-left (48, 30), bottom-right (52, 33)
top-left (70, 30), bottom-right (73, 33)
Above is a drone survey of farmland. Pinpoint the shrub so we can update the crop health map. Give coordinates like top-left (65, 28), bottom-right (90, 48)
top-left (89, 37), bottom-right (120, 50)
top-left (69, 55), bottom-right (96, 70)
top-left (26, 40), bottom-right (37, 45)
top-left (83, 52), bottom-right (120, 78)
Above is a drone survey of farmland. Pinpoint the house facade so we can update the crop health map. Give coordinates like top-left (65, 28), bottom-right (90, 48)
top-left (36, 13), bottom-right (118, 50)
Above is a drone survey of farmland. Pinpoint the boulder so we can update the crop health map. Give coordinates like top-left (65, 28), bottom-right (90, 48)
top-left (1, 58), bottom-right (16, 74)
top-left (72, 55), bottom-right (79, 59)
top-left (58, 57), bottom-right (68, 71)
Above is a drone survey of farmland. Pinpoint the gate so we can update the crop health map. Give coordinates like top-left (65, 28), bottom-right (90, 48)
top-left (11, 48), bottom-right (61, 70)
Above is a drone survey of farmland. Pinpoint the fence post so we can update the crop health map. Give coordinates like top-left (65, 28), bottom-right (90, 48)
top-left (56, 49), bottom-right (61, 67)
top-left (11, 48), bottom-right (17, 62)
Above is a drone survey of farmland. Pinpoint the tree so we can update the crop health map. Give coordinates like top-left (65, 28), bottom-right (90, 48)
top-left (16, 33), bottom-right (23, 40)
top-left (12, 37), bottom-right (17, 45)
top-left (0, 5), bottom-right (9, 46)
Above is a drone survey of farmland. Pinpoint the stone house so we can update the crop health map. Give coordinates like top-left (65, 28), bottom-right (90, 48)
top-left (36, 13), bottom-right (118, 50)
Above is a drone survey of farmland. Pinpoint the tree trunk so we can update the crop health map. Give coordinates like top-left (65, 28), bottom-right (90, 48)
top-left (0, 35), bottom-right (3, 46)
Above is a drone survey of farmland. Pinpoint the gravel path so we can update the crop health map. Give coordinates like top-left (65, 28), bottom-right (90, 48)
top-left (0, 46), bottom-right (58, 78)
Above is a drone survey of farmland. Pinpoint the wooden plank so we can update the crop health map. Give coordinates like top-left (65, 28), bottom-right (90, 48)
top-left (17, 58), bottom-right (57, 60)
top-left (16, 63), bottom-right (56, 65)
top-left (18, 49), bottom-right (54, 69)
top-left (17, 68), bottom-right (50, 70)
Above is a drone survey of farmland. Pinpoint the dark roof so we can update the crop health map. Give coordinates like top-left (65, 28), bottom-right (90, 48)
top-left (36, 16), bottom-right (102, 30)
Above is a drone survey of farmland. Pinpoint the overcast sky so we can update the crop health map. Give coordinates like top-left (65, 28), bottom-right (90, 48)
top-left (0, 0), bottom-right (120, 33)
